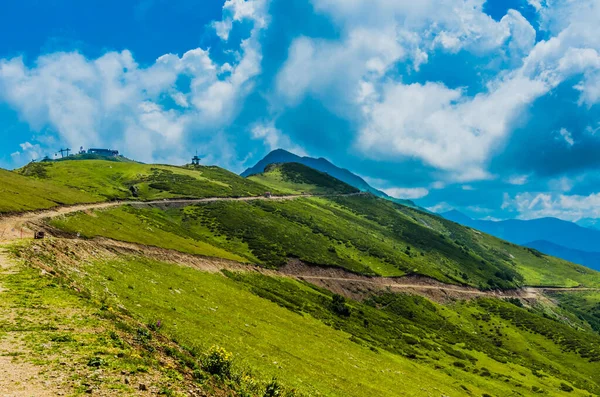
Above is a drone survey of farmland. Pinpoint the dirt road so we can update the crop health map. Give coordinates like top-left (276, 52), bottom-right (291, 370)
top-left (0, 194), bottom-right (324, 243)
top-left (2, 195), bottom-right (598, 301)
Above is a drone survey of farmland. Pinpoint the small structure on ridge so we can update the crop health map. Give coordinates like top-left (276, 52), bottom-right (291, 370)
top-left (88, 148), bottom-right (119, 157)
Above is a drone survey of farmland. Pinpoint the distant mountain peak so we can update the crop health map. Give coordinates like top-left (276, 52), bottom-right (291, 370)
top-left (241, 149), bottom-right (421, 209)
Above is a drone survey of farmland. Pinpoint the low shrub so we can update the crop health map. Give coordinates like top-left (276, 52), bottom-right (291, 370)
top-left (330, 294), bottom-right (351, 317)
top-left (264, 378), bottom-right (284, 397)
top-left (559, 383), bottom-right (574, 392)
top-left (203, 346), bottom-right (233, 378)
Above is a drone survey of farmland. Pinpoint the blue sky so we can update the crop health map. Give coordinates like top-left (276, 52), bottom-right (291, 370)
top-left (1, 0), bottom-right (600, 222)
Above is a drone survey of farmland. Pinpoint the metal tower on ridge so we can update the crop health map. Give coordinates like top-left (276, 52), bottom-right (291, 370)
top-left (192, 150), bottom-right (201, 165)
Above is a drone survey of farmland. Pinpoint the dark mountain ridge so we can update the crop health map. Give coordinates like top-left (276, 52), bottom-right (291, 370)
top-left (242, 149), bottom-right (419, 208)
top-left (525, 240), bottom-right (600, 271)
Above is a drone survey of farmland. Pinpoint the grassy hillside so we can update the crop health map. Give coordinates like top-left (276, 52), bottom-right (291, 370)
top-left (247, 162), bottom-right (359, 195)
top-left (0, 168), bottom-right (100, 213)
top-left (11, 241), bottom-right (600, 396)
top-left (389, 201), bottom-right (600, 288)
top-left (5, 158), bottom-right (600, 395)
top-left (49, 194), bottom-right (600, 288)
top-left (17, 159), bottom-right (270, 202)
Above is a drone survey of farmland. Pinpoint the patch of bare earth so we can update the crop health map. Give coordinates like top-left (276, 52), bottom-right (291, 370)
top-left (24, 236), bottom-right (550, 304)
top-left (280, 258), bottom-right (543, 303)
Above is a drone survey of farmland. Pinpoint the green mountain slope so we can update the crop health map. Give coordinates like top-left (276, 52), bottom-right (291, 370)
top-left (5, 158), bottom-right (600, 396)
top-left (247, 162), bottom-right (359, 195)
top-left (0, 168), bottom-right (99, 213)
top-left (242, 148), bottom-right (421, 208)
top-left (16, 159), bottom-right (270, 202)
top-left (49, 194), bottom-right (600, 288)
top-left (8, 241), bottom-right (600, 396)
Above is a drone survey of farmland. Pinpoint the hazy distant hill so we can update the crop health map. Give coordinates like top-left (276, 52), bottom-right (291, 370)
top-left (441, 210), bottom-right (600, 252)
top-left (525, 240), bottom-right (600, 271)
top-left (442, 210), bottom-right (600, 269)
top-left (242, 149), bottom-right (419, 208)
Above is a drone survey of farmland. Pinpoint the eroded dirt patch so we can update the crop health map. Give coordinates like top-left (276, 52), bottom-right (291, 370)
top-left (20, 237), bottom-right (555, 304)
top-left (280, 259), bottom-right (544, 303)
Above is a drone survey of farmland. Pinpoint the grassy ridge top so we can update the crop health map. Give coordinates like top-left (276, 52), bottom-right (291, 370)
top-left (15, 159), bottom-right (270, 203)
top-left (248, 162), bottom-right (359, 195)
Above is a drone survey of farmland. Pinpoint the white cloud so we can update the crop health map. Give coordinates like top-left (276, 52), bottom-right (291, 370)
top-left (310, 0), bottom-right (535, 56)
top-left (277, 0), bottom-right (535, 109)
top-left (10, 141), bottom-right (43, 163)
top-left (213, 0), bottom-right (269, 41)
top-left (585, 122), bottom-right (600, 135)
top-left (527, 0), bottom-right (544, 12)
top-left (548, 176), bottom-right (574, 192)
top-left (274, 0), bottom-right (543, 181)
top-left (481, 216), bottom-right (503, 221)
top-left (558, 127), bottom-right (575, 146)
top-left (507, 174), bottom-right (529, 185)
top-left (274, 0), bottom-right (600, 183)
top-left (427, 202), bottom-right (453, 213)
top-left (502, 191), bottom-right (600, 221)
top-left (382, 186), bottom-right (429, 199)
top-left (275, 27), bottom-right (405, 112)
top-left (250, 121), bottom-right (307, 155)
top-left (0, 0), bottom-right (269, 167)
top-left (356, 76), bottom-right (547, 180)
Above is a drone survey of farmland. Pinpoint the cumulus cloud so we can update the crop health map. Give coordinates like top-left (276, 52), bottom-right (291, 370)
top-left (0, 0), bottom-right (268, 166)
top-left (278, 0), bottom-right (535, 107)
top-left (507, 174), bottom-right (529, 185)
top-left (213, 0), bottom-right (269, 41)
top-left (10, 141), bottom-right (43, 163)
top-left (502, 191), bottom-right (600, 221)
top-left (274, 0), bottom-right (600, 184)
top-left (275, 0), bottom-right (542, 181)
top-left (310, 0), bottom-right (535, 56)
top-left (250, 121), bottom-right (307, 155)
top-left (275, 27), bottom-right (404, 112)
top-left (357, 76), bottom-right (547, 180)
top-left (427, 202), bottom-right (454, 213)
top-left (381, 186), bottom-right (429, 199)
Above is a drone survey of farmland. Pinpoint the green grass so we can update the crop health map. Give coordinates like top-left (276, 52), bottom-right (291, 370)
top-left (15, 240), bottom-right (600, 397)
top-left (49, 194), bottom-right (600, 288)
top-left (0, 253), bottom-right (183, 394)
top-left (2, 244), bottom-right (314, 396)
top-left (389, 202), bottom-right (600, 288)
top-left (11, 158), bottom-right (600, 288)
top-left (49, 206), bottom-right (248, 263)
top-left (549, 290), bottom-right (600, 333)
top-left (0, 168), bottom-right (100, 213)
top-left (18, 159), bottom-right (271, 202)
top-left (248, 162), bottom-right (359, 195)
top-left (0, 158), bottom-right (274, 215)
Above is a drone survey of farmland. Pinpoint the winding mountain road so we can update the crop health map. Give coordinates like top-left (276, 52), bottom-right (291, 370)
top-left (0, 193), bottom-right (598, 300)
top-left (0, 194), bottom-right (325, 243)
